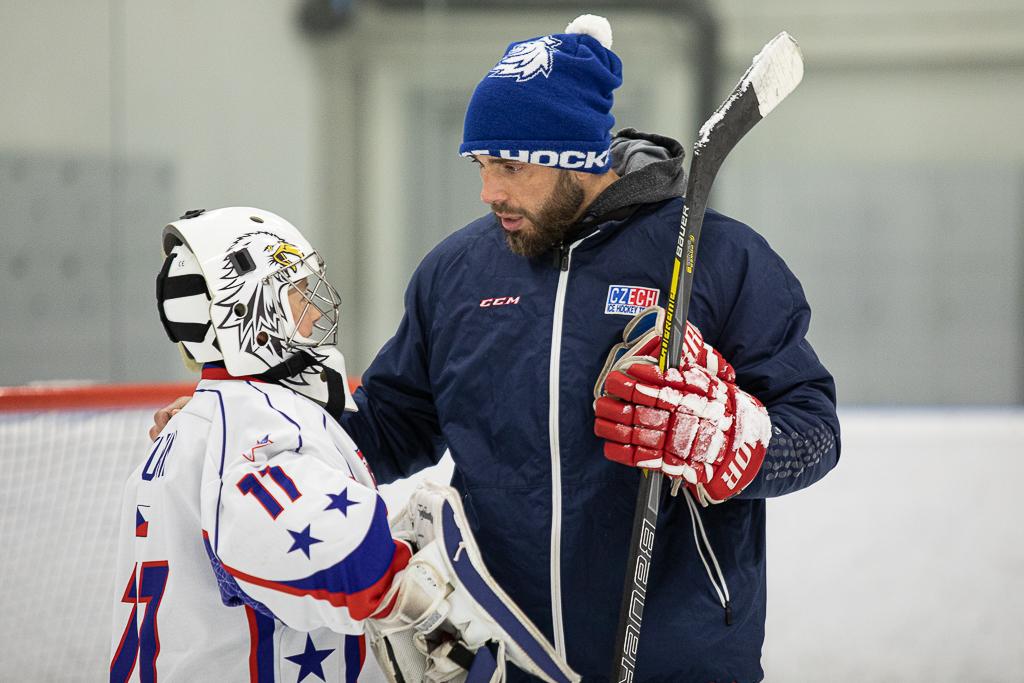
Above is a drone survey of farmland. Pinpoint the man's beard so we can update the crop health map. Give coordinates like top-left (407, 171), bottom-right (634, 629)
top-left (492, 172), bottom-right (586, 259)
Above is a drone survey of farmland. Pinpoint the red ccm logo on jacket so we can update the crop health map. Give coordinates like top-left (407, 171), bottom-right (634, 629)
top-left (480, 296), bottom-right (520, 308)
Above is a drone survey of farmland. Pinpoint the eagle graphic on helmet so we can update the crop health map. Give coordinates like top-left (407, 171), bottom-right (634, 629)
top-left (266, 241), bottom-right (304, 272)
top-left (215, 231), bottom-right (295, 368)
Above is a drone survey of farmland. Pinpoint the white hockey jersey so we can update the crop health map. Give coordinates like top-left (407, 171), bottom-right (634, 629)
top-left (110, 369), bottom-right (410, 682)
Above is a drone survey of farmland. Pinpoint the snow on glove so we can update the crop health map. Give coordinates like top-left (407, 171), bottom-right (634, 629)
top-left (593, 306), bottom-right (772, 505)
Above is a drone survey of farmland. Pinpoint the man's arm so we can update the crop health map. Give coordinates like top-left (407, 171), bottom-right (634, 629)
top-left (738, 355), bottom-right (838, 499)
top-left (708, 226), bottom-right (840, 499)
top-left (340, 254), bottom-right (448, 485)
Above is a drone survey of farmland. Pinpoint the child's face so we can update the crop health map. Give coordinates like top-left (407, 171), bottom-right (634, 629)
top-left (287, 278), bottom-right (321, 339)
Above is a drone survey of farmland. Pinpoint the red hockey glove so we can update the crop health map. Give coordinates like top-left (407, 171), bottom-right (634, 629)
top-left (594, 307), bottom-right (771, 505)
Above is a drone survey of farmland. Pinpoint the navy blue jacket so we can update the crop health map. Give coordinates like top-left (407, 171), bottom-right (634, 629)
top-left (342, 131), bottom-right (839, 682)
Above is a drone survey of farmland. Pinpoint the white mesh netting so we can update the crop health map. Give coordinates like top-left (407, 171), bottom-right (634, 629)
top-left (0, 406), bottom-right (154, 680)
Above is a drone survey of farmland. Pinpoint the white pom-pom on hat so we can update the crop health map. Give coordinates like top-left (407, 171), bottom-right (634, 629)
top-left (565, 14), bottom-right (613, 49)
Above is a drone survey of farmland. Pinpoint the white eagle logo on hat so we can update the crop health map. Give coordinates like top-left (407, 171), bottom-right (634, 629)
top-left (488, 35), bottom-right (561, 82)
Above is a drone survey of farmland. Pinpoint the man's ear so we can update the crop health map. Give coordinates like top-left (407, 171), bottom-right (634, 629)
top-left (570, 170), bottom-right (594, 190)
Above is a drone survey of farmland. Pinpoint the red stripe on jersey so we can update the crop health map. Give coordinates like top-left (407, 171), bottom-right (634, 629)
top-left (221, 540), bottom-right (412, 621)
top-left (245, 606), bottom-right (259, 683)
top-left (200, 368), bottom-right (268, 385)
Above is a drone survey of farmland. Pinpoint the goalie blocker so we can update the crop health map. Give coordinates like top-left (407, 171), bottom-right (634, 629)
top-left (367, 482), bottom-right (580, 683)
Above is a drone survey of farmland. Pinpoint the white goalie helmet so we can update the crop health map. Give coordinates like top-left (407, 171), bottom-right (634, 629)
top-left (157, 207), bottom-right (354, 411)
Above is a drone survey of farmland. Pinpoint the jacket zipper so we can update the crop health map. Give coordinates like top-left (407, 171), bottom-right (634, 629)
top-left (548, 234), bottom-right (593, 657)
top-left (557, 242), bottom-right (571, 271)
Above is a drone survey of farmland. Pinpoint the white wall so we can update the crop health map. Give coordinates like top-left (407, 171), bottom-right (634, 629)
top-left (0, 1), bottom-right (321, 384)
top-left (713, 0), bottom-right (1024, 405)
top-left (1, 2), bottom-right (1021, 402)
top-left (0, 0), bottom-right (320, 231)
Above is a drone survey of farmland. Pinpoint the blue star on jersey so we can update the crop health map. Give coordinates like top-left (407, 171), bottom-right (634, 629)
top-left (324, 487), bottom-right (357, 517)
top-left (287, 524), bottom-right (323, 559)
top-left (285, 634), bottom-right (334, 682)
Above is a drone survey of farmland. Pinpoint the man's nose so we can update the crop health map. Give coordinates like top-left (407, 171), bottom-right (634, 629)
top-left (480, 174), bottom-right (507, 206)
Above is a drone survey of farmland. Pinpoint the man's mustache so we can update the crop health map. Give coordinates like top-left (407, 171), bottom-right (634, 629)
top-left (491, 203), bottom-right (535, 222)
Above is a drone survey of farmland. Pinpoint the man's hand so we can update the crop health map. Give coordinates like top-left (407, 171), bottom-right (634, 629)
top-left (149, 396), bottom-right (191, 440)
top-left (594, 307), bottom-right (771, 505)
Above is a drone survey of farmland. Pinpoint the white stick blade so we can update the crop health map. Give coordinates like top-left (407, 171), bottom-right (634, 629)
top-left (746, 31), bottom-right (804, 118)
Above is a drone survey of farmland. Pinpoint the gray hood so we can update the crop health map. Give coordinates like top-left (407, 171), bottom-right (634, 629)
top-left (582, 128), bottom-right (687, 222)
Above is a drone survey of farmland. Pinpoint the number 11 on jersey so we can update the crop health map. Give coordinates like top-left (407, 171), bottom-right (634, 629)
top-left (237, 465), bottom-right (302, 519)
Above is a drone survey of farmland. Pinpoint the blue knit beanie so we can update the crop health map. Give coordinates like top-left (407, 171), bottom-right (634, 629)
top-left (460, 15), bottom-right (623, 174)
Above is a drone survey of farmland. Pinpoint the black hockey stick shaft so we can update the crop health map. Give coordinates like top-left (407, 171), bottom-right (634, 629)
top-left (610, 33), bottom-right (804, 681)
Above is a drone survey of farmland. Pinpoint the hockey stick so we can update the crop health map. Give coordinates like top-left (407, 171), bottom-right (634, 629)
top-left (610, 32), bottom-right (804, 681)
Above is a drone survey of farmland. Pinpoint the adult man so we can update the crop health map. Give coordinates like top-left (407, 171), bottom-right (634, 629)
top-left (342, 15), bottom-right (839, 681)
top-left (153, 15), bottom-right (838, 682)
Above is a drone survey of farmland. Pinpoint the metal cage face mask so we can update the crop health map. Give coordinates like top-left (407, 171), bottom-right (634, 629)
top-left (268, 250), bottom-right (341, 351)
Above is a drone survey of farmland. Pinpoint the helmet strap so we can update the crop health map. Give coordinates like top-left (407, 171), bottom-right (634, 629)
top-left (255, 351), bottom-right (347, 417)
top-left (257, 350), bottom-right (319, 382)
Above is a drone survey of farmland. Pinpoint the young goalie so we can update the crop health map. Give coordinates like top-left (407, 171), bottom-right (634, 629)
top-left (110, 207), bottom-right (577, 683)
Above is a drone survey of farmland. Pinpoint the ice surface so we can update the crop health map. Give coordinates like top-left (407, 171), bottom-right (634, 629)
top-left (762, 408), bottom-right (1024, 681)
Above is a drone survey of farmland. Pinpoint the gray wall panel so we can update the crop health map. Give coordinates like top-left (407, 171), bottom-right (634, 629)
top-left (0, 153), bottom-right (178, 385)
top-left (716, 162), bottom-right (1022, 404)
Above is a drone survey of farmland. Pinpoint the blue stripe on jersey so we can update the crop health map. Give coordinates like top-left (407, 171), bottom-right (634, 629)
top-left (109, 584), bottom-right (138, 683)
top-left (245, 381), bottom-right (304, 451)
top-left (344, 635), bottom-right (362, 683)
top-left (272, 496), bottom-right (394, 595)
top-left (195, 388), bottom-right (227, 551)
top-left (205, 498), bottom-right (400, 619)
top-left (246, 606), bottom-right (276, 682)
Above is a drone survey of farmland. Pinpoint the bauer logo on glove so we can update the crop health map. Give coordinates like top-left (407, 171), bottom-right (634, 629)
top-left (593, 306), bottom-right (772, 505)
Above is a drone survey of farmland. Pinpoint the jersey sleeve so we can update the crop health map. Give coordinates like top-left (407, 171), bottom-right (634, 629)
top-left (199, 392), bottom-right (410, 634)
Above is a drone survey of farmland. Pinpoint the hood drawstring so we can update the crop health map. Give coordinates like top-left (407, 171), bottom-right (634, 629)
top-left (683, 489), bottom-right (733, 626)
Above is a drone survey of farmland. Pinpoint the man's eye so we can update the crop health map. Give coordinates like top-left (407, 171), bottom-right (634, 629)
top-left (503, 164), bottom-right (522, 174)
